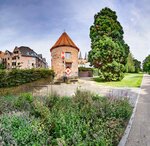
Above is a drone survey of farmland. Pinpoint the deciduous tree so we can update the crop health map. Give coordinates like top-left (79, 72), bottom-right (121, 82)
top-left (125, 53), bottom-right (135, 73)
top-left (143, 55), bottom-right (150, 73)
top-left (133, 59), bottom-right (141, 73)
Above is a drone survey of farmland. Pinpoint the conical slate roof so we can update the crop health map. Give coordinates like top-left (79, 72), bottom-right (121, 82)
top-left (50, 32), bottom-right (79, 52)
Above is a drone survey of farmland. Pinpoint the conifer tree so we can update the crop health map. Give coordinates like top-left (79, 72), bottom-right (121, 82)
top-left (88, 7), bottom-right (129, 81)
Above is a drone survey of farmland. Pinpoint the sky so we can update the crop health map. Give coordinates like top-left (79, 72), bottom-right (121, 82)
top-left (0, 0), bottom-right (149, 66)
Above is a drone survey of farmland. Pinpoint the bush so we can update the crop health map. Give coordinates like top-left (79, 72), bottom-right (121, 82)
top-left (0, 115), bottom-right (48, 146)
top-left (78, 67), bottom-right (93, 72)
top-left (0, 90), bottom-right (132, 146)
top-left (45, 93), bottom-right (59, 109)
top-left (93, 68), bottom-right (99, 76)
top-left (0, 96), bottom-right (16, 114)
top-left (0, 69), bottom-right (54, 88)
top-left (32, 100), bottom-right (50, 120)
top-left (15, 93), bottom-right (33, 110)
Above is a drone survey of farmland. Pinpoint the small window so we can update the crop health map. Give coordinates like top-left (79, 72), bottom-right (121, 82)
top-left (18, 62), bottom-right (20, 65)
top-left (12, 57), bottom-right (16, 60)
top-left (12, 62), bottom-right (16, 66)
top-left (18, 57), bottom-right (20, 59)
top-left (65, 52), bottom-right (71, 59)
top-left (8, 58), bottom-right (9, 60)
top-left (14, 51), bottom-right (18, 54)
top-left (66, 63), bottom-right (72, 68)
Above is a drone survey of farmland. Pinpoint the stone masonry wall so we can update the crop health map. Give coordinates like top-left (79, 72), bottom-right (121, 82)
top-left (51, 46), bottom-right (79, 79)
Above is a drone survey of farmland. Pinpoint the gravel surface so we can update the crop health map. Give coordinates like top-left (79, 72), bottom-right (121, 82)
top-left (33, 78), bottom-right (140, 107)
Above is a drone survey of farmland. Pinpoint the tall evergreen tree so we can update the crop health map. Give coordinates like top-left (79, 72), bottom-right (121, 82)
top-left (88, 7), bottom-right (129, 81)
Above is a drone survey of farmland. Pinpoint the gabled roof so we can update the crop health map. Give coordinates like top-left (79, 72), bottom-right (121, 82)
top-left (38, 54), bottom-right (42, 58)
top-left (17, 46), bottom-right (47, 64)
top-left (18, 46), bottom-right (37, 57)
top-left (5, 50), bottom-right (13, 55)
top-left (50, 32), bottom-right (79, 52)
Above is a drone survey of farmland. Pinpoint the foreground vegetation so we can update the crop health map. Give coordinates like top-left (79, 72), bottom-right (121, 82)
top-left (94, 73), bottom-right (143, 87)
top-left (0, 91), bottom-right (132, 146)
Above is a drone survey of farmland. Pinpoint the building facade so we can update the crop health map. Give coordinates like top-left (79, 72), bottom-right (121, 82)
top-left (2, 46), bottom-right (48, 69)
top-left (0, 51), bottom-right (5, 64)
top-left (50, 32), bottom-right (79, 79)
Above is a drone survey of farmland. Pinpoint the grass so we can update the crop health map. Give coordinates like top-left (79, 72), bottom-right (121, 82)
top-left (93, 73), bottom-right (143, 87)
top-left (0, 90), bottom-right (133, 146)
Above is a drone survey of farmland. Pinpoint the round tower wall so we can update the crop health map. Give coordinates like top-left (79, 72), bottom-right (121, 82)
top-left (51, 46), bottom-right (79, 79)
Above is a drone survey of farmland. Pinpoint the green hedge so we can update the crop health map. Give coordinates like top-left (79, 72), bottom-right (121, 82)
top-left (0, 69), bottom-right (54, 88)
top-left (78, 67), bottom-right (93, 71)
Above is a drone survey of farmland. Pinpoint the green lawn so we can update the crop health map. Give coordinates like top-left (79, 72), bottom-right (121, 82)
top-left (93, 73), bottom-right (143, 87)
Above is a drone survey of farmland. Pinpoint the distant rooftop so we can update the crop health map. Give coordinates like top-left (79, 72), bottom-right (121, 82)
top-left (15, 46), bottom-right (47, 62)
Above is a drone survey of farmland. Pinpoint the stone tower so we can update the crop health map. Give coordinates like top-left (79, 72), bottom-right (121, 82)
top-left (50, 32), bottom-right (79, 79)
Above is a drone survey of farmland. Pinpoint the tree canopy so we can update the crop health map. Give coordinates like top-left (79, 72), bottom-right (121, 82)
top-left (88, 7), bottom-right (129, 81)
top-left (125, 53), bottom-right (135, 73)
top-left (143, 55), bottom-right (150, 73)
top-left (133, 59), bottom-right (141, 73)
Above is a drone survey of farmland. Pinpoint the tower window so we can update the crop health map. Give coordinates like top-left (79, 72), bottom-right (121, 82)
top-left (65, 52), bottom-right (71, 59)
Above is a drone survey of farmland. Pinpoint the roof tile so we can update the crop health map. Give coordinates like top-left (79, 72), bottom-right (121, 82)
top-left (50, 32), bottom-right (79, 52)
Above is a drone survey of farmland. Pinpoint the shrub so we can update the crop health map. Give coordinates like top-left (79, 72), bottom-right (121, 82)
top-left (0, 90), bottom-right (132, 146)
top-left (45, 93), bottom-right (59, 110)
top-left (0, 115), bottom-right (48, 146)
top-left (73, 90), bottom-right (93, 107)
top-left (32, 100), bottom-right (50, 120)
top-left (0, 95), bottom-right (16, 114)
top-left (15, 93), bottom-right (33, 110)
top-left (78, 67), bottom-right (93, 72)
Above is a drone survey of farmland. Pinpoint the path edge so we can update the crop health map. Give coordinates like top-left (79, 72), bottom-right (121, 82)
top-left (118, 74), bottom-right (145, 146)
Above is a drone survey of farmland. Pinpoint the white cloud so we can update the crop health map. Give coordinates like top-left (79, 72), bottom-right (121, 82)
top-left (0, 0), bottom-right (149, 67)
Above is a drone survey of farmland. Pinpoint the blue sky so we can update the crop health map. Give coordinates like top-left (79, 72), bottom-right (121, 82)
top-left (0, 0), bottom-right (149, 66)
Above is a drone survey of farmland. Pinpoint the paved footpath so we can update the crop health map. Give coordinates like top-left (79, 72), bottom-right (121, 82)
top-left (126, 74), bottom-right (150, 146)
